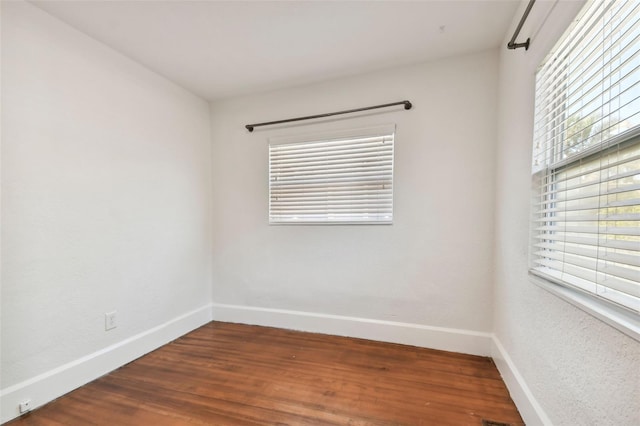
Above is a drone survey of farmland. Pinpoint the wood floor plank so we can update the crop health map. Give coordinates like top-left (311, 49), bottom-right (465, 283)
top-left (6, 322), bottom-right (523, 425)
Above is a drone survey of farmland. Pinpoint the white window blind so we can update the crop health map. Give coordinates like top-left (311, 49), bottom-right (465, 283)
top-left (531, 0), bottom-right (640, 313)
top-left (269, 128), bottom-right (394, 224)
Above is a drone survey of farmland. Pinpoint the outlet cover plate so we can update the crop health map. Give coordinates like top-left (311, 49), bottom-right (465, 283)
top-left (19, 400), bottom-right (31, 413)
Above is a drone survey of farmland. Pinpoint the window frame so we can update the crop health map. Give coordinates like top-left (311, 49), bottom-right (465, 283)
top-left (528, 0), bottom-right (640, 340)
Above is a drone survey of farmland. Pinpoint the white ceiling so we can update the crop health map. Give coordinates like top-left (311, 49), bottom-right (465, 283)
top-left (31, 0), bottom-right (521, 101)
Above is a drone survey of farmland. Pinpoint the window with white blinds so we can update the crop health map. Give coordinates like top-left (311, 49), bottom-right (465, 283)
top-left (269, 127), bottom-right (394, 224)
top-left (531, 0), bottom-right (640, 313)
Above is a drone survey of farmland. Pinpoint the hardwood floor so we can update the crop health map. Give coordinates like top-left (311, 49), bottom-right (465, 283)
top-left (7, 322), bottom-right (523, 425)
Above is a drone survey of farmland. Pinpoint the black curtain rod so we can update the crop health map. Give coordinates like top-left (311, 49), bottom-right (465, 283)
top-left (245, 100), bottom-right (412, 132)
top-left (507, 0), bottom-right (535, 50)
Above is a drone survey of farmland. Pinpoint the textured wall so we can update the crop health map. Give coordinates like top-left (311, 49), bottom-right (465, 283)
top-left (209, 50), bottom-right (499, 333)
top-left (1, 0), bottom-right (212, 387)
top-left (494, 1), bottom-right (640, 424)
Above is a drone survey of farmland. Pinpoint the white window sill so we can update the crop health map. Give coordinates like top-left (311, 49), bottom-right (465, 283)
top-left (529, 272), bottom-right (640, 342)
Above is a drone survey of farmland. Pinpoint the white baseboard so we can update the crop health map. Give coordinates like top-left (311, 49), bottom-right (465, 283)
top-left (211, 302), bottom-right (493, 356)
top-left (491, 335), bottom-right (551, 426)
top-left (0, 304), bottom-right (213, 424)
top-left (3, 304), bottom-right (546, 425)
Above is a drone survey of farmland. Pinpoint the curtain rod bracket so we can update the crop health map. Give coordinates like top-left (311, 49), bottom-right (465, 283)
top-left (245, 100), bottom-right (412, 132)
top-left (507, 37), bottom-right (531, 51)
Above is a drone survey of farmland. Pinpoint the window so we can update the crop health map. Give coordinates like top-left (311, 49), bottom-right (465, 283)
top-left (269, 126), bottom-right (394, 224)
top-left (531, 0), bottom-right (640, 314)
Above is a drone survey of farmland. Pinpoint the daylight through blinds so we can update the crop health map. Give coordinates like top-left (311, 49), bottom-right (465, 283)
top-left (531, 0), bottom-right (640, 312)
top-left (269, 131), bottom-right (394, 224)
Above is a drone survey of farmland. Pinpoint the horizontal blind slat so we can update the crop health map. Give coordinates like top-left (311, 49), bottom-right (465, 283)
top-left (271, 151), bottom-right (393, 166)
top-left (270, 145), bottom-right (392, 161)
top-left (272, 165), bottom-right (393, 178)
top-left (272, 193), bottom-right (392, 201)
top-left (271, 181), bottom-right (391, 191)
top-left (534, 225), bottom-right (640, 236)
top-left (271, 175), bottom-right (392, 186)
top-left (599, 265), bottom-right (640, 284)
top-left (598, 275), bottom-right (640, 298)
top-left (533, 233), bottom-right (640, 251)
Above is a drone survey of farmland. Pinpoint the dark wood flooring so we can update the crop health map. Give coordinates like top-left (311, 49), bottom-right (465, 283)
top-left (6, 322), bottom-right (523, 425)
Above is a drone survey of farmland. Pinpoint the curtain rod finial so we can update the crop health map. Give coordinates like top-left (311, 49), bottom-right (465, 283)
top-left (404, 101), bottom-right (412, 110)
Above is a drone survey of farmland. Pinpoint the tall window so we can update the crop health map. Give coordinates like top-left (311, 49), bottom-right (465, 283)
top-left (269, 126), bottom-right (394, 224)
top-left (531, 0), bottom-right (640, 313)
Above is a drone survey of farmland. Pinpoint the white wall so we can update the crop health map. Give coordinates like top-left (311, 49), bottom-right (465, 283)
top-left (493, 1), bottom-right (640, 425)
top-left (6, 1), bottom-right (637, 424)
top-left (1, 1), bottom-right (212, 419)
top-left (210, 51), bottom-right (498, 343)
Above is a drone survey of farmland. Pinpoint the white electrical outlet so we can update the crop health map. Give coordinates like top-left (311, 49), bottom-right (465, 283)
top-left (105, 311), bottom-right (117, 330)
top-left (19, 399), bottom-right (31, 414)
